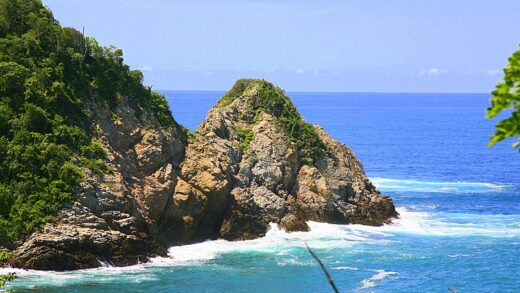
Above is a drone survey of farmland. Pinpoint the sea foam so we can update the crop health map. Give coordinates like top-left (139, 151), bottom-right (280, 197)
top-left (359, 270), bottom-right (399, 289)
top-left (347, 207), bottom-right (520, 237)
top-left (162, 221), bottom-right (369, 265)
top-left (370, 177), bottom-right (506, 193)
top-left (3, 205), bottom-right (519, 290)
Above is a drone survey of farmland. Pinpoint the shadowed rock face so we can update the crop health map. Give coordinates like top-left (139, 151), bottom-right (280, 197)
top-left (10, 79), bottom-right (397, 270)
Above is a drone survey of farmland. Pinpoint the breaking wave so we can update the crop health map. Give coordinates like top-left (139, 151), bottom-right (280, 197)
top-left (3, 206), bottom-right (519, 290)
top-left (370, 177), bottom-right (507, 193)
top-left (347, 207), bottom-right (520, 237)
top-left (359, 270), bottom-right (399, 289)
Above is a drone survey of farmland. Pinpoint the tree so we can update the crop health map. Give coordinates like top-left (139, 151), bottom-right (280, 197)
top-left (486, 46), bottom-right (520, 150)
top-left (0, 0), bottom-right (175, 244)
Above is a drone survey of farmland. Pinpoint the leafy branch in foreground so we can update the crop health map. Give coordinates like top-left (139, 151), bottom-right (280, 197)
top-left (304, 241), bottom-right (339, 293)
top-left (0, 272), bottom-right (16, 288)
top-left (486, 45), bottom-right (520, 150)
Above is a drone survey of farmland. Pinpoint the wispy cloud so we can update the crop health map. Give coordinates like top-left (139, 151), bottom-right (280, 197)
top-left (461, 69), bottom-right (502, 77)
top-left (486, 69), bottom-right (501, 76)
top-left (140, 65), bottom-right (153, 72)
top-left (418, 68), bottom-right (447, 78)
top-left (295, 68), bottom-right (305, 75)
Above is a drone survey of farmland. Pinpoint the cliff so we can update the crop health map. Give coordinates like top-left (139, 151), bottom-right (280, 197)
top-left (10, 95), bottom-right (187, 270)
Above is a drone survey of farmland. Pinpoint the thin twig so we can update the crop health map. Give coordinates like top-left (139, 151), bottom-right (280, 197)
top-left (304, 241), bottom-right (340, 293)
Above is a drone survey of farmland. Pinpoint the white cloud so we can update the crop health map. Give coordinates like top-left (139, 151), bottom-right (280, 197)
top-left (461, 69), bottom-right (502, 77)
top-left (418, 68), bottom-right (447, 77)
top-left (486, 69), bottom-right (501, 76)
top-left (295, 68), bottom-right (305, 75)
top-left (140, 65), bottom-right (153, 72)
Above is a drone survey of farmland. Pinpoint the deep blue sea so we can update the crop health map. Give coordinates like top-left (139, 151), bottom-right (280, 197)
top-left (3, 91), bottom-right (520, 292)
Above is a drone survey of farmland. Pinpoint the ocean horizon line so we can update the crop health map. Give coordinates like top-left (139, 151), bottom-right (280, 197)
top-left (158, 89), bottom-right (490, 95)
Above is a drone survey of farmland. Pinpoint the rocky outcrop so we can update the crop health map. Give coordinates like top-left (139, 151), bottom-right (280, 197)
top-left (10, 79), bottom-right (397, 270)
top-left (11, 95), bottom-right (187, 270)
top-left (161, 79), bottom-right (398, 243)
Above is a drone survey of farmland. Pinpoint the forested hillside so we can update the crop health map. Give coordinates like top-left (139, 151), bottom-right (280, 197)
top-left (0, 0), bottom-right (174, 245)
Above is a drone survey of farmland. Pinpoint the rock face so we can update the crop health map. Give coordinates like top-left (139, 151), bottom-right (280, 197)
top-left (11, 95), bottom-right (187, 270)
top-left (162, 79), bottom-right (397, 243)
top-left (11, 79), bottom-right (397, 270)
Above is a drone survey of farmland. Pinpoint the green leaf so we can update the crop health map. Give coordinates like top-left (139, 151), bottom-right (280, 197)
top-left (487, 45), bottom-right (520, 150)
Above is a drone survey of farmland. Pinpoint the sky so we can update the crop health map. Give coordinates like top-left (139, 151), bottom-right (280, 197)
top-left (43, 0), bottom-right (520, 93)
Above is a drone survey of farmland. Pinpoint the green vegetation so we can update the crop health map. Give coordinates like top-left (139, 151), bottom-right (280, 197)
top-left (487, 45), bottom-right (520, 150)
top-left (216, 78), bottom-right (251, 107)
top-left (251, 80), bottom-right (327, 165)
top-left (0, 253), bottom-right (14, 291)
top-left (0, 251), bottom-right (9, 263)
top-left (0, 0), bottom-right (175, 244)
top-left (187, 130), bottom-right (197, 143)
top-left (236, 126), bottom-right (254, 152)
top-left (0, 272), bottom-right (15, 289)
top-left (219, 79), bottom-right (327, 165)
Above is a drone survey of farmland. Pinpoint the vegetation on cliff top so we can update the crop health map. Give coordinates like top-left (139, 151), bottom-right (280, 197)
top-left (0, 0), bottom-right (176, 244)
top-left (487, 45), bottom-right (520, 150)
top-left (218, 78), bottom-right (327, 165)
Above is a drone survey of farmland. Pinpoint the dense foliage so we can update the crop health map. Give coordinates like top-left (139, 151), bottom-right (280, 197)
top-left (0, 272), bottom-right (15, 288)
top-left (487, 46), bottom-right (520, 150)
top-left (218, 79), bottom-right (327, 165)
top-left (216, 78), bottom-right (251, 107)
top-left (0, 251), bottom-right (9, 263)
top-left (0, 0), bottom-right (174, 244)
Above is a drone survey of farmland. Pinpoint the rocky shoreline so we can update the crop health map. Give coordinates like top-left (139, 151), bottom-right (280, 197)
top-left (9, 79), bottom-right (398, 271)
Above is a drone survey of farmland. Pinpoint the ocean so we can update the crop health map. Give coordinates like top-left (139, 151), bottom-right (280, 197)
top-left (3, 91), bottom-right (520, 292)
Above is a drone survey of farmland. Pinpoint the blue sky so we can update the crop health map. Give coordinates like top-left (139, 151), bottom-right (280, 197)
top-left (43, 0), bottom-right (520, 92)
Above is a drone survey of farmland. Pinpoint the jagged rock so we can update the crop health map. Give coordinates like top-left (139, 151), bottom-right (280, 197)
top-left (10, 223), bottom-right (162, 271)
top-left (164, 79), bottom-right (398, 242)
top-left (279, 214), bottom-right (310, 232)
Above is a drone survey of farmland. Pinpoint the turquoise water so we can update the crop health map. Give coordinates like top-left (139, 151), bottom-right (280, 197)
top-left (3, 92), bottom-right (520, 292)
